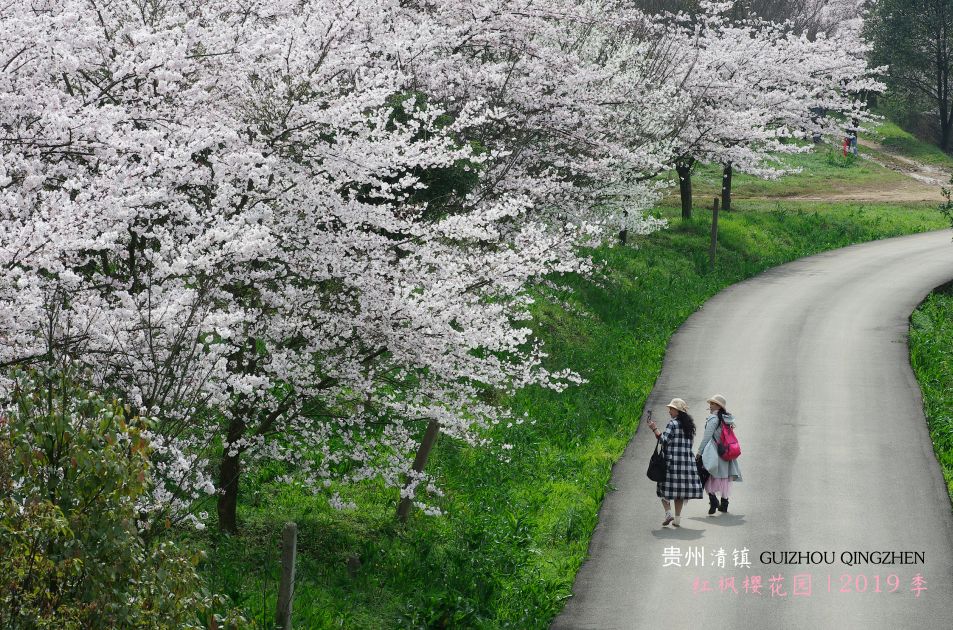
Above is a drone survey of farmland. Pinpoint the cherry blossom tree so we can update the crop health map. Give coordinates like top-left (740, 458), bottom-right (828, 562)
top-left (0, 0), bottom-right (673, 530)
top-left (660, 1), bottom-right (882, 217)
top-left (0, 0), bottom-right (882, 533)
top-left (635, 0), bottom-right (867, 36)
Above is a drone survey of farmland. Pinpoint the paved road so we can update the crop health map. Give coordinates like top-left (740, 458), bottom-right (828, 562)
top-left (553, 230), bottom-right (953, 630)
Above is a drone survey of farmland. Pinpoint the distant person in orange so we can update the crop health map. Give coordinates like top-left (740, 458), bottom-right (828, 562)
top-left (648, 398), bottom-right (703, 527)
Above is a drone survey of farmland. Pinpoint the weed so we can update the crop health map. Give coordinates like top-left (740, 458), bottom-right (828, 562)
top-left (909, 286), bottom-right (953, 501)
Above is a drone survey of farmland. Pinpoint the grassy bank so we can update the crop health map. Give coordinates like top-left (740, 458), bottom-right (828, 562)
top-left (910, 284), bottom-right (953, 502)
top-left (185, 201), bottom-right (945, 629)
top-left (873, 121), bottom-right (953, 169)
top-left (680, 145), bottom-right (912, 200)
top-left (660, 123), bottom-right (952, 204)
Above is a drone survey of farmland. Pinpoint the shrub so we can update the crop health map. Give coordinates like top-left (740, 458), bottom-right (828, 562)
top-left (825, 148), bottom-right (857, 168)
top-left (0, 368), bottom-right (244, 629)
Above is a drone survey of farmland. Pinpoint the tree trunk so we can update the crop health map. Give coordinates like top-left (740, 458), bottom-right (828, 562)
top-left (396, 419), bottom-right (441, 523)
top-left (940, 66), bottom-right (951, 151)
top-left (936, 14), bottom-right (951, 151)
top-left (217, 417), bottom-right (247, 533)
top-left (721, 162), bottom-right (733, 212)
top-left (942, 106), bottom-right (952, 152)
top-left (675, 159), bottom-right (694, 220)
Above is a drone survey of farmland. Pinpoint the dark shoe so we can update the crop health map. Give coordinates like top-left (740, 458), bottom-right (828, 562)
top-left (718, 498), bottom-right (729, 513)
top-left (662, 513), bottom-right (674, 526)
top-left (708, 493), bottom-right (718, 515)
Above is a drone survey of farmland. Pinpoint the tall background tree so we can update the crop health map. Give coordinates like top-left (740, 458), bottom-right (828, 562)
top-left (868, 0), bottom-right (953, 150)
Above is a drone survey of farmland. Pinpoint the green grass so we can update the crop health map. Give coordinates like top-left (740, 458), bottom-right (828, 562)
top-left (186, 201), bottom-right (946, 629)
top-left (873, 121), bottom-right (953, 169)
top-left (660, 143), bottom-right (914, 203)
top-left (698, 147), bottom-right (909, 198)
top-left (661, 121), bottom-right (953, 204)
top-left (909, 283), bottom-right (953, 502)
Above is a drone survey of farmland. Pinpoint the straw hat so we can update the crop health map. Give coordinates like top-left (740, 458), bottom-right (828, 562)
top-left (666, 398), bottom-right (689, 414)
top-left (707, 394), bottom-right (727, 410)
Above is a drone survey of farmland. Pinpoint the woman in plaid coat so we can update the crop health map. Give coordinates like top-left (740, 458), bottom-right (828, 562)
top-left (647, 398), bottom-right (704, 527)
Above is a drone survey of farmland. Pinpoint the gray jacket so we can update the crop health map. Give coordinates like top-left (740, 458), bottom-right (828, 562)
top-left (698, 413), bottom-right (742, 481)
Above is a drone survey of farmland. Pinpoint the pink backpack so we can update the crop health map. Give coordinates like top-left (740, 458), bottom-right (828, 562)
top-left (718, 423), bottom-right (741, 461)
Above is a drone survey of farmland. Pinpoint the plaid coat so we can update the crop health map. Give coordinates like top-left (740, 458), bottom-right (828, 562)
top-left (656, 418), bottom-right (703, 500)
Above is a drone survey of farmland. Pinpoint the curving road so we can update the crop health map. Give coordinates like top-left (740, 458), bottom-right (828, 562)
top-left (553, 230), bottom-right (953, 630)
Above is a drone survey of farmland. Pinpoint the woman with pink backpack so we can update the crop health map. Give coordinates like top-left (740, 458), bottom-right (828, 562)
top-left (697, 394), bottom-right (742, 515)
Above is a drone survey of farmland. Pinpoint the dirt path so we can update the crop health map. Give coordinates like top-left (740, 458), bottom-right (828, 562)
top-left (788, 139), bottom-right (948, 203)
top-left (860, 139), bottom-right (948, 186)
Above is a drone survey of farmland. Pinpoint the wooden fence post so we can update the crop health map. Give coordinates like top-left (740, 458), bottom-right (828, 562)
top-left (709, 197), bottom-right (720, 267)
top-left (275, 522), bottom-right (297, 630)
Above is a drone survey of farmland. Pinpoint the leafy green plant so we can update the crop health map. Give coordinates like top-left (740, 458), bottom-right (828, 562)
top-left (0, 368), bottom-right (246, 629)
top-left (941, 174), bottom-right (953, 231)
top-left (825, 148), bottom-right (857, 168)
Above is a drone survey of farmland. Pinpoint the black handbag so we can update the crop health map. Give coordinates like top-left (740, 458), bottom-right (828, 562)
top-left (647, 440), bottom-right (667, 482)
top-left (696, 456), bottom-right (710, 486)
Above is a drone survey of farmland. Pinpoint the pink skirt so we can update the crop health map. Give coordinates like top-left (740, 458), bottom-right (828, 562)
top-left (705, 476), bottom-right (732, 497)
